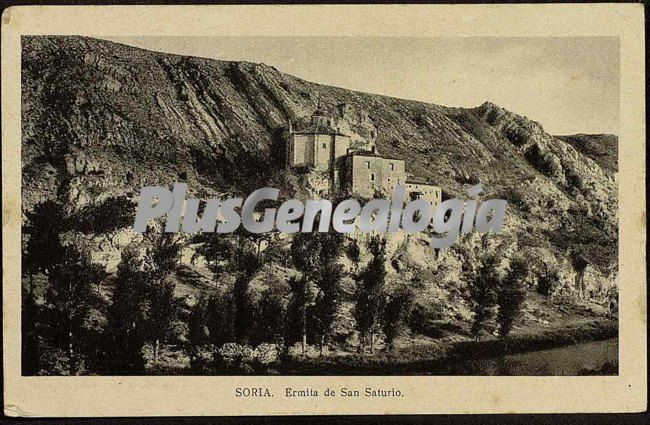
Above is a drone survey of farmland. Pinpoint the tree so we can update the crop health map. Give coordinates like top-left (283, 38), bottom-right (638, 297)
top-left (317, 233), bottom-right (346, 265)
top-left (230, 234), bottom-right (264, 344)
top-left (382, 285), bottom-right (416, 351)
top-left (144, 233), bottom-right (182, 277)
top-left (192, 233), bottom-right (234, 278)
top-left (353, 236), bottom-right (387, 353)
top-left (73, 196), bottom-right (137, 235)
top-left (262, 231), bottom-right (285, 271)
top-left (287, 232), bottom-right (345, 354)
top-left (21, 285), bottom-right (41, 375)
top-left (467, 253), bottom-right (500, 340)
top-left (237, 228), bottom-right (273, 256)
top-left (252, 280), bottom-right (288, 346)
top-left (104, 247), bottom-right (149, 374)
top-left (147, 275), bottom-right (177, 363)
top-left (143, 233), bottom-right (182, 363)
top-left (44, 245), bottom-right (105, 374)
top-left (285, 275), bottom-right (311, 355)
top-left (21, 200), bottom-right (68, 375)
top-left (205, 290), bottom-right (235, 348)
top-left (290, 233), bottom-right (322, 273)
top-left (185, 296), bottom-right (212, 374)
top-left (346, 238), bottom-right (361, 272)
top-left (291, 233), bottom-right (344, 273)
top-left (311, 264), bottom-right (344, 355)
top-left (496, 258), bottom-right (527, 339)
top-left (23, 200), bottom-right (67, 289)
top-left (536, 264), bottom-right (560, 297)
top-left (522, 249), bottom-right (562, 297)
top-left (232, 263), bottom-right (257, 344)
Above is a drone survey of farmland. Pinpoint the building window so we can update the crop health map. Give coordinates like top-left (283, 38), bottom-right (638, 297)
top-left (390, 163), bottom-right (394, 171)
top-left (365, 161), bottom-right (371, 169)
top-left (322, 142), bottom-right (327, 148)
top-left (370, 173), bottom-right (375, 182)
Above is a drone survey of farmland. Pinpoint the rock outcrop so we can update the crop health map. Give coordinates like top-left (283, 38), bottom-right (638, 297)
top-left (21, 36), bottom-right (618, 300)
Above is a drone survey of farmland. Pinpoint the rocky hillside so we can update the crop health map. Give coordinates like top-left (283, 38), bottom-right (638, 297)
top-left (556, 134), bottom-right (618, 176)
top-left (22, 36), bottom-right (618, 295)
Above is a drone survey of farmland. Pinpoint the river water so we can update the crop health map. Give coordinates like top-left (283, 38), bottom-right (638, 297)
top-left (437, 338), bottom-right (619, 376)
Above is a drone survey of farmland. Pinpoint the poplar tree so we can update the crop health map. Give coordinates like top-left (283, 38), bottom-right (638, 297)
top-left (143, 233), bottom-right (181, 363)
top-left (21, 285), bottom-right (41, 375)
top-left (230, 232), bottom-right (264, 344)
top-left (45, 245), bottom-right (105, 374)
top-left (468, 253), bottom-right (500, 340)
top-left (382, 285), bottom-right (416, 351)
top-left (287, 233), bottom-right (344, 354)
top-left (496, 258), bottom-right (527, 339)
top-left (105, 247), bottom-right (149, 374)
top-left (252, 280), bottom-right (288, 346)
top-left (311, 264), bottom-right (344, 355)
top-left (285, 275), bottom-right (310, 355)
top-left (22, 200), bottom-right (67, 375)
top-left (353, 236), bottom-right (387, 353)
top-left (205, 290), bottom-right (235, 348)
top-left (185, 296), bottom-right (211, 374)
top-left (23, 200), bottom-right (67, 282)
top-left (346, 238), bottom-right (361, 272)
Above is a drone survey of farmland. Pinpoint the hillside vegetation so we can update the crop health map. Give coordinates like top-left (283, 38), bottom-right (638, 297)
top-left (21, 36), bottom-right (618, 375)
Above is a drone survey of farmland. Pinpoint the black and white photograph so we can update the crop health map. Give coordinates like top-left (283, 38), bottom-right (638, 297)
top-left (19, 34), bottom-right (621, 377)
top-left (3, 3), bottom-right (647, 418)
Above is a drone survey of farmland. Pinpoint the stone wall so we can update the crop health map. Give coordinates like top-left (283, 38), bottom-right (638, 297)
top-left (313, 133), bottom-right (331, 171)
top-left (287, 132), bottom-right (350, 173)
top-left (288, 133), bottom-right (314, 167)
top-left (351, 155), bottom-right (382, 198)
top-left (382, 159), bottom-right (407, 195)
top-left (405, 182), bottom-right (442, 207)
top-left (333, 134), bottom-right (351, 161)
top-left (348, 154), bottom-right (407, 198)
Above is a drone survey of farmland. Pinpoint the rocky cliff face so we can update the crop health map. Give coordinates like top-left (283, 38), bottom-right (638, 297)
top-left (556, 134), bottom-right (618, 176)
top-left (21, 36), bottom-right (618, 297)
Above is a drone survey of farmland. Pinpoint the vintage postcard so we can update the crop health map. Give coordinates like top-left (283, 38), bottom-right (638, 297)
top-left (2, 4), bottom-right (646, 416)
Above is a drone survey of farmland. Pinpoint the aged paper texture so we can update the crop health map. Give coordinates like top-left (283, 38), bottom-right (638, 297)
top-left (2, 4), bottom-right (646, 416)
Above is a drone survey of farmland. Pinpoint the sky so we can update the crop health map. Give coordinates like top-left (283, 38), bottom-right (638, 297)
top-left (110, 36), bottom-right (619, 135)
